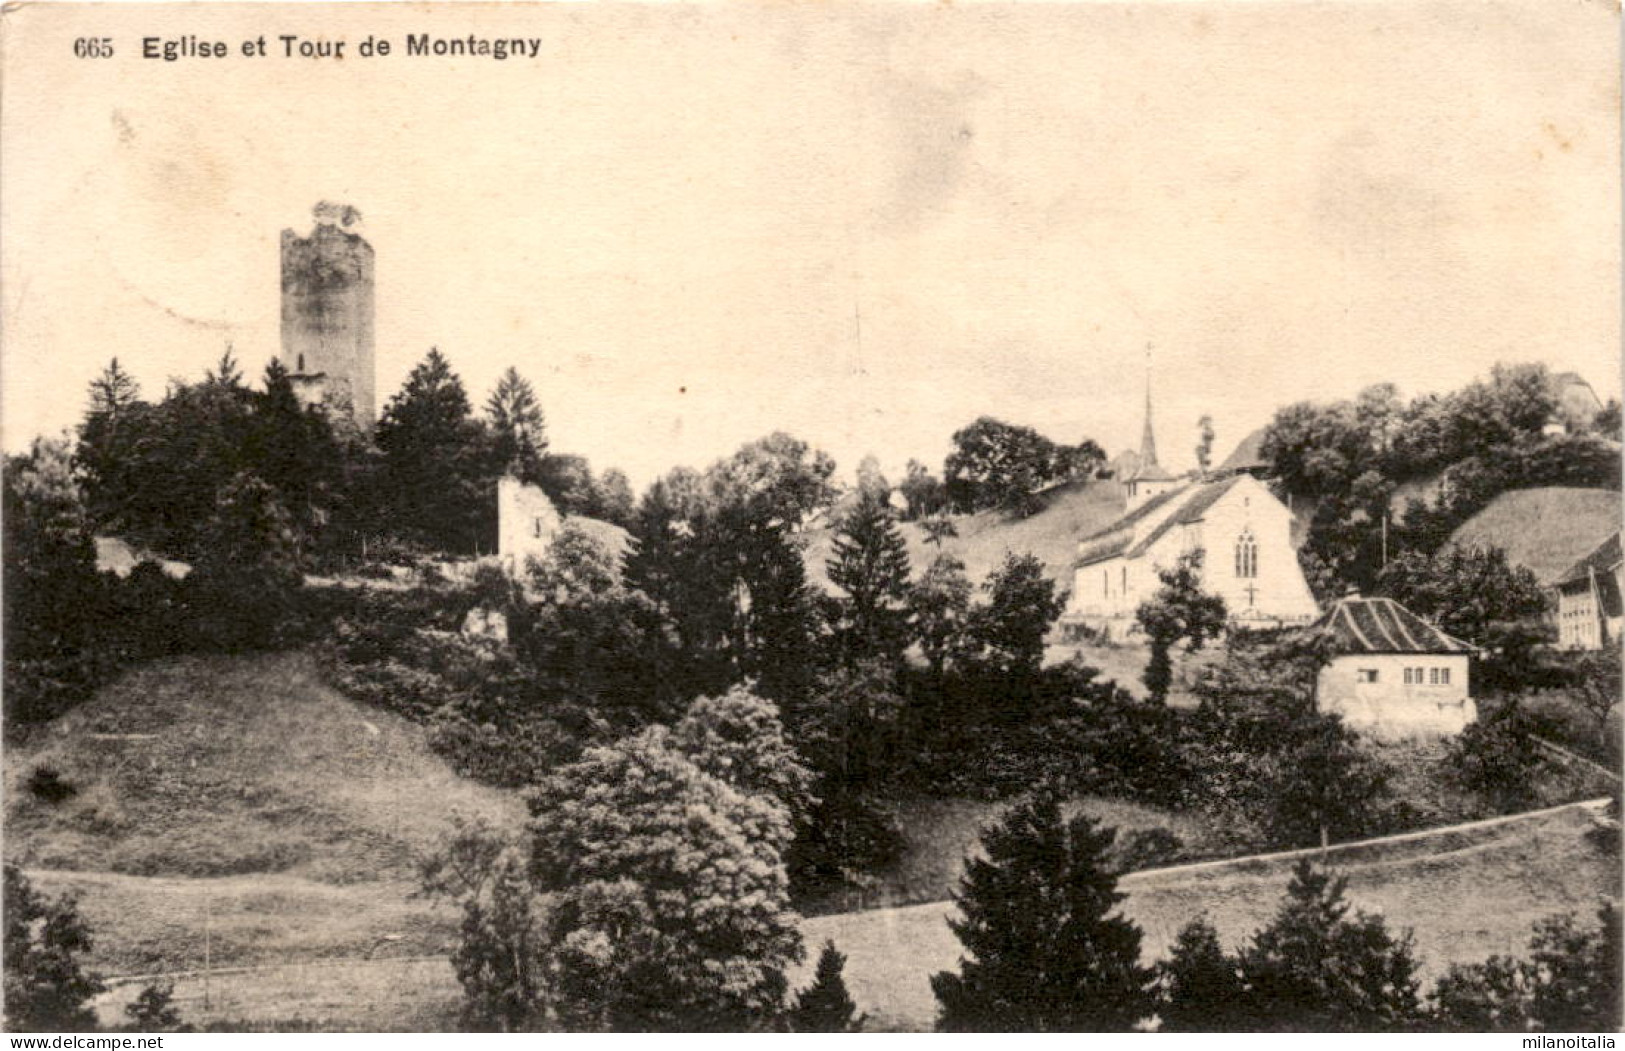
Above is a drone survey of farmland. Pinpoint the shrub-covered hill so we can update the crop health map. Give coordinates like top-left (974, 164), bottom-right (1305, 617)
top-left (4, 651), bottom-right (526, 885)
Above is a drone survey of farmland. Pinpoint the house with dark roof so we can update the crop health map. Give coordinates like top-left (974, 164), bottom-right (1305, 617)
top-left (1550, 531), bottom-right (1622, 650)
top-left (1309, 593), bottom-right (1478, 738)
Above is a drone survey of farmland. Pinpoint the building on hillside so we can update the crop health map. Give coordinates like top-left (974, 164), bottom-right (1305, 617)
top-left (1309, 593), bottom-right (1477, 738)
top-left (1550, 532), bottom-right (1623, 650)
top-left (497, 475), bottom-right (561, 572)
top-left (1063, 378), bottom-right (1317, 639)
top-left (1063, 472), bottom-right (1320, 639)
top-left (280, 203), bottom-right (376, 426)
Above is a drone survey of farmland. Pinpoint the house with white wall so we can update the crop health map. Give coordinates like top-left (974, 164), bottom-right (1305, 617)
top-left (1310, 593), bottom-right (1477, 738)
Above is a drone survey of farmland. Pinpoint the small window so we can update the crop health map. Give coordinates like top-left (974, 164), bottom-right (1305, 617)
top-left (533, 516), bottom-right (545, 539)
top-left (1428, 668), bottom-right (1440, 685)
top-left (1357, 668), bottom-right (1379, 684)
top-left (1403, 668), bottom-right (1414, 685)
top-left (1438, 667), bottom-right (1451, 686)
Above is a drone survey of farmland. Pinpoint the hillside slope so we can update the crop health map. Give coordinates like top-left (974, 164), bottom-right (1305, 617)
top-left (1450, 487), bottom-right (1621, 584)
top-left (84, 799), bottom-right (1617, 1031)
top-left (800, 799), bottom-right (1618, 1030)
top-left (5, 652), bottom-right (526, 885)
top-left (803, 477), bottom-right (1128, 594)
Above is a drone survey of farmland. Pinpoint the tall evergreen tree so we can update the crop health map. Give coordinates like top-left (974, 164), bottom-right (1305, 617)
top-left (247, 359), bottom-right (345, 556)
top-left (77, 358), bottom-right (146, 530)
top-left (931, 789), bottom-right (1156, 1031)
top-left (788, 940), bottom-right (863, 1032)
top-left (911, 554), bottom-right (974, 679)
top-left (188, 471), bottom-right (304, 651)
top-left (376, 349), bottom-right (497, 554)
top-left (826, 491), bottom-right (913, 666)
top-left (1236, 860), bottom-right (1424, 1031)
top-left (1158, 917), bottom-right (1249, 1031)
top-left (485, 366), bottom-right (548, 484)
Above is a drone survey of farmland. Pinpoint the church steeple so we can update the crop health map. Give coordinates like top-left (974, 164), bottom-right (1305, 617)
top-left (1139, 348), bottom-right (1159, 469)
top-left (1125, 344), bottom-right (1177, 510)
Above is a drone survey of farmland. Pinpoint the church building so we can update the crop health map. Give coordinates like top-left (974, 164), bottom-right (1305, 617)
top-left (1062, 377), bottom-right (1320, 639)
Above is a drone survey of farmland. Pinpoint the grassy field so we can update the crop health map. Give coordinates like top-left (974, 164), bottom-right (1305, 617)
top-left (81, 799), bottom-right (1616, 1032)
top-left (798, 799), bottom-right (1618, 1031)
top-left (5, 651), bottom-right (526, 884)
top-left (1449, 487), bottom-right (1621, 584)
top-left (799, 793), bottom-right (1227, 916)
top-left (5, 651), bottom-right (526, 990)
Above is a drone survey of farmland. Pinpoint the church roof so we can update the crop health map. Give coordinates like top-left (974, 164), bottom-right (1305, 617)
top-left (1128, 461), bottom-right (1179, 483)
top-left (1311, 595), bottom-right (1476, 655)
top-left (1074, 474), bottom-right (1246, 568)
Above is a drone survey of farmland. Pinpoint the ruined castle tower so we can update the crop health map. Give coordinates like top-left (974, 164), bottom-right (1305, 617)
top-left (280, 203), bottom-right (375, 426)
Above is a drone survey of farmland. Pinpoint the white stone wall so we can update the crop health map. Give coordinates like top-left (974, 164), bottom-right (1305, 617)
top-left (1191, 476), bottom-right (1320, 628)
top-left (1068, 476), bottom-right (1319, 638)
top-left (1316, 653), bottom-right (1476, 739)
top-left (497, 476), bottom-right (562, 570)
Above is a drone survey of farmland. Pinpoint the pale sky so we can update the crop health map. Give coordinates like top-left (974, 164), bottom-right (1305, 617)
top-left (3, 1), bottom-right (1619, 488)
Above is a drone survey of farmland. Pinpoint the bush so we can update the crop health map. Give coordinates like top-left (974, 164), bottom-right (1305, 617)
top-left (124, 982), bottom-right (186, 1032)
top-left (788, 789), bottom-right (906, 896)
top-left (1449, 700), bottom-right (1551, 814)
top-left (1432, 903), bottom-right (1622, 1032)
top-left (1111, 828), bottom-right (1185, 874)
top-left (3, 866), bottom-right (105, 1032)
top-left (25, 765), bottom-right (77, 805)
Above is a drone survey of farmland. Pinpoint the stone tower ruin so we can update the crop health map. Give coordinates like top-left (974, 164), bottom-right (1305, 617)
top-left (280, 203), bottom-right (376, 426)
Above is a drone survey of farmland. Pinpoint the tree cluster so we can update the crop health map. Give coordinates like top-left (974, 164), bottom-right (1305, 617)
top-left (943, 417), bottom-right (1105, 516)
top-left (1259, 365), bottom-right (1619, 598)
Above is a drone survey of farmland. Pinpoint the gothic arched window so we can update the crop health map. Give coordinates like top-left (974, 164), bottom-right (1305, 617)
top-left (1235, 530), bottom-right (1258, 578)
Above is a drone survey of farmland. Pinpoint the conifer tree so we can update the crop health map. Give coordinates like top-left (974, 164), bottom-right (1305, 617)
top-left (931, 789), bottom-right (1156, 1031)
top-left (826, 491), bottom-right (913, 666)
top-left (788, 940), bottom-right (863, 1032)
top-left (485, 366), bottom-right (548, 484)
top-left (1236, 860), bottom-right (1424, 1031)
top-left (376, 349), bottom-right (496, 553)
top-left (189, 471), bottom-right (304, 651)
top-left (1157, 917), bottom-right (1248, 1031)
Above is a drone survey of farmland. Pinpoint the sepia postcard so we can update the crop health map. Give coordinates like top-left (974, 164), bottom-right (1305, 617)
top-left (1, 0), bottom-right (1620, 1037)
